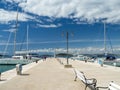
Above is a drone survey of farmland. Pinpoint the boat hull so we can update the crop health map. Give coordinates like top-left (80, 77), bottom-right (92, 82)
top-left (104, 60), bottom-right (120, 67)
top-left (0, 59), bottom-right (36, 65)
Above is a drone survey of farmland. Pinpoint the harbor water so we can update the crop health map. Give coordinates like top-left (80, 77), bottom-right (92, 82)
top-left (0, 65), bottom-right (16, 73)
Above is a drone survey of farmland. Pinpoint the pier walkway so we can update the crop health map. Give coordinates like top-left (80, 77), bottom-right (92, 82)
top-left (70, 59), bottom-right (120, 87)
top-left (0, 58), bottom-right (120, 90)
top-left (0, 58), bottom-right (85, 90)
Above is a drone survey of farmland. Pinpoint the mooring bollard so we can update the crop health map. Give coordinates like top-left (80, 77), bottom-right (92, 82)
top-left (99, 59), bottom-right (103, 67)
top-left (113, 63), bottom-right (116, 67)
top-left (0, 72), bottom-right (1, 81)
top-left (16, 64), bottom-right (22, 75)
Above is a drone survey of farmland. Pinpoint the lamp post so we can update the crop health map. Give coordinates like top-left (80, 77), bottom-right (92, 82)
top-left (63, 31), bottom-right (72, 68)
top-left (66, 32), bottom-right (69, 64)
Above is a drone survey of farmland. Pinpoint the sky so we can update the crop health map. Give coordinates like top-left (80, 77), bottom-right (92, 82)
top-left (0, 0), bottom-right (120, 55)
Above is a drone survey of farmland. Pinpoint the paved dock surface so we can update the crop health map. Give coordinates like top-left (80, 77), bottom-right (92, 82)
top-left (70, 59), bottom-right (120, 87)
top-left (0, 58), bottom-right (86, 90)
top-left (61, 58), bottom-right (120, 87)
top-left (0, 58), bottom-right (120, 90)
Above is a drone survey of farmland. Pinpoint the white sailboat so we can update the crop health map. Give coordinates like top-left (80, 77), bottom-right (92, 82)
top-left (0, 24), bottom-right (40, 64)
top-left (0, 6), bottom-right (40, 65)
top-left (101, 22), bottom-right (120, 67)
top-left (13, 25), bottom-right (41, 61)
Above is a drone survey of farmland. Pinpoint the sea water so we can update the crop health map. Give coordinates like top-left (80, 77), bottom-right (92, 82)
top-left (0, 65), bottom-right (16, 73)
top-left (0, 52), bottom-right (53, 73)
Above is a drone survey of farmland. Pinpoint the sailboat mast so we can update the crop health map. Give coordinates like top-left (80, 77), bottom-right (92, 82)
top-left (14, 6), bottom-right (19, 56)
top-left (104, 22), bottom-right (107, 55)
top-left (27, 25), bottom-right (29, 55)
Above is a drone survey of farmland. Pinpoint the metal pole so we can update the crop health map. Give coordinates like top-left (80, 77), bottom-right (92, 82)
top-left (104, 22), bottom-right (107, 56)
top-left (27, 25), bottom-right (29, 56)
top-left (54, 48), bottom-right (56, 58)
top-left (14, 6), bottom-right (19, 56)
top-left (66, 32), bottom-right (69, 64)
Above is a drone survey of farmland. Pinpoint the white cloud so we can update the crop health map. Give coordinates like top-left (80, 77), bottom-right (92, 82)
top-left (37, 24), bottom-right (61, 28)
top-left (6, 0), bottom-right (26, 3)
top-left (17, 0), bottom-right (120, 23)
top-left (1, 0), bottom-right (120, 23)
top-left (0, 9), bottom-right (33, 23)
top-left (3, 29), bottom-right (16, 33)
top-left (19, 47), bottom-right (120, 54)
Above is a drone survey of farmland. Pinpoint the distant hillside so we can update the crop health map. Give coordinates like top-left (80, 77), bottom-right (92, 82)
top-left (56, 53), bottom-right (73, 57)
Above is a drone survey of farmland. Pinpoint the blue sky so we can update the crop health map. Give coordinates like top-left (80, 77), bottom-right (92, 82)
top-left (0, 0), bottom-right (120, 54)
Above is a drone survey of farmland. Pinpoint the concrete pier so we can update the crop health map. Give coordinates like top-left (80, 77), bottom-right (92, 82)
top-left (0, 58), bottom-right (120, 90)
